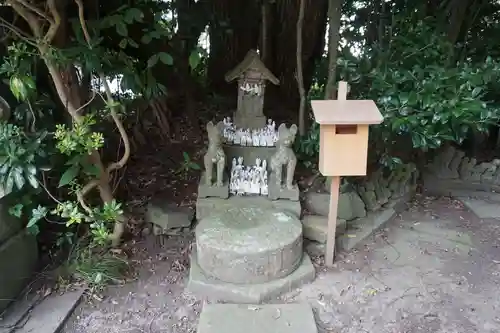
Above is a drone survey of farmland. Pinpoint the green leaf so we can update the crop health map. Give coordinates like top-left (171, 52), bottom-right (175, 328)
top-left (13, 167), bottom-right (25, 189)
top-left (183, 152), bottom-right (190, 161)
top-left (9, 203), bottom-right (23, 218)
top-left (158, 52), bottom-right (173, 65)
top-left (189, 162), bottom-right (201, 170)
top-left (119, 39), bottom-right (128, 49)
top-left (59, 165), bottom-right (80, 187)
top-left (147, 54), bottom-right (159, 68)
top-left (26, 174), bottom-right (38, 189)
top-left (126, 8), bottom-right (143, 22)
top-left (10, 76), bottom-right (28, 101)
top-left (189, 50), bottom-right (201, 70)
top-left (471, 87), bottom-right (482, 98)
top-left (141, 34), bottom-right (152, 44)
top-left (115, 21), bottom-right (128, 37)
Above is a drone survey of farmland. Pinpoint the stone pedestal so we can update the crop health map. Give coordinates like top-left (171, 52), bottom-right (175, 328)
top-left (268, 174), bottom-right (300, 201)
top-left (198, 172), bottom-right (229, 199)
top-left (196, 209), bottom-right (303, 284)
top-left (188, 207), bottom-right (315, 303)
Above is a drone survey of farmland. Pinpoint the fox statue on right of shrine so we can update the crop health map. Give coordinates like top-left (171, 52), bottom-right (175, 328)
top-left (270, 123), bottom-right (298, 190)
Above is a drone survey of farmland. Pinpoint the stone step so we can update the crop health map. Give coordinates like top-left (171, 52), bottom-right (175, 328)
top-left (197, 303), bottom-right (318, 333)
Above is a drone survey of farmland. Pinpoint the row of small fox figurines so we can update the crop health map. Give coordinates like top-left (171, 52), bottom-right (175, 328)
top-left (203, 120), bottom-right (297, 191)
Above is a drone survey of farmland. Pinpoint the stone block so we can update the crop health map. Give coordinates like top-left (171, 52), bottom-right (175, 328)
top-left (187, 252), bottom-right (316, 303)
top-left (301, 215), bottom-right (346, 243)
top-left (304, 191), bottom-right (366, 220)
top-left (197, 303), bottom-right (318, 333)
top-left (0, 197), bottom-right (23, 245)
top-left (196, 209), bottom-right (303, 284)
top-left (198, 172), bottom-right (229, 199)
top-left (145, 201), bottom-right (194, 231)
top-left (196, 196), bottom-right (301, 220)
top-left (0, 231), bottom-right (38, 313)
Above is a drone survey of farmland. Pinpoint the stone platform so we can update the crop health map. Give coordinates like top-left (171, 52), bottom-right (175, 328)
top-left (196, 196), bottom-right (301, 220)
top-left (188, 251), bottom-right (315, 303)
top-left (188, 207), bottom-right (315, 303)
top-left (197, 303), bottom-right (318, 333)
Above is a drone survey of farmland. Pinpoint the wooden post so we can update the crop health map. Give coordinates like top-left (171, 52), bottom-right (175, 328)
top-left (325, 81), bottom-right (348, 267)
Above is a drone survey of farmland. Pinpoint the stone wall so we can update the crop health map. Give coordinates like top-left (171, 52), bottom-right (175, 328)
top-left (0, 195), bottom-right (38, 313)
top-left (302, 163), bottom-right (418, 255)
top-left (423, 146), bottom-right (500, 196)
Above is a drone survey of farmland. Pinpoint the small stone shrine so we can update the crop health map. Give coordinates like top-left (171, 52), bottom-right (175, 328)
top-left (189, 50), bottom-right (313, 303)
top-left (224, 49), bottom-right (279, 129)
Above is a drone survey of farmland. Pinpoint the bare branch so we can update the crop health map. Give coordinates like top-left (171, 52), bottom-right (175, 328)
top-left (7, 0), bottom-right (42, 37)
top-left (0, 16), bottom-right (38, 46)
top-left (17, 0), bottom-right (54, 25)
top-left (44, 0), bottom-right (60, 43)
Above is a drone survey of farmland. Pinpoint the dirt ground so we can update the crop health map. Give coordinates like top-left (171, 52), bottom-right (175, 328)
top-left (62, 195), bottom-right (500, 333)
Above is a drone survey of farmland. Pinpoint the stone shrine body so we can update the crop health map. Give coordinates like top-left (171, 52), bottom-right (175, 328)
top-left (190, 50), bottom-right (314, 304)
top-left (224, 49), bottom-right (279, 129)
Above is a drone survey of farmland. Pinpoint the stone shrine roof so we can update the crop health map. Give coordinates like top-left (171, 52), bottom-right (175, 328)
top-left (225, 49), bottom-right (280, 85)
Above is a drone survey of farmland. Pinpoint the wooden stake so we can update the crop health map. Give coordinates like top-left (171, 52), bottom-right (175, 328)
top-left (325, 81), bottom-right (348, 267)
top-left (325, 176), bottom-right (340, 266)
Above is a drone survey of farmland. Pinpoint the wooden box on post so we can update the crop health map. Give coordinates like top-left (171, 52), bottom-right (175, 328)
top-left (310, 100), bottom-right (383, 177)
top-left (310, 82), bottom-right (383, 267)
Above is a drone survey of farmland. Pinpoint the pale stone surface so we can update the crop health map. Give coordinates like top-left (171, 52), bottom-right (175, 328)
top-left (0, 231), bottom-right (38, 313)
top-left (460, 198), bottom-right (500, 219)
top-left (11, 289), bottom-right (84, 333)
top-left (145, 201), bottom-right (194, 231)
top-left (301, 215), bottom-right (346, 243)
top-left (187, 252), bottom-right (316, 303)
top-left (196, 196), bottom-right (301, 220)
top-left (197, 303), bottom-right (317, 333)
top-left (196, 208), bottom-right (303, 284)
top-left (304, 191), bottom-right (366, 221)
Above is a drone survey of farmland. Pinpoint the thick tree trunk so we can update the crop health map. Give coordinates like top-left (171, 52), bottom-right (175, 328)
top-left (207, 0), bottom-right (260, 97)
top-left (324, 0), bottom-right (342, 100)
top-left (296, 0), bottom-right (306, 135)
top-left (267, 0), bottom-right (328, 118)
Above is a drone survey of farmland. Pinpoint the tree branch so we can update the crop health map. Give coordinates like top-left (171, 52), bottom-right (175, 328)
top-left (296, 0), bottom-right (306, 135)
top-left (44, 0), bottom-right (60, 43)
top-left (16, 0), bottom-right (54, 25)
top-left (75, 0), bottom-right (131, 176)
top-left (7, 0), bottom-right (42, 37)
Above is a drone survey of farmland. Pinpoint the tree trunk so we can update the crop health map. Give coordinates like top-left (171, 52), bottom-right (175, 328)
top-left (207, 0), bottom-right (260, 97)
top-left (324, 0), bottom-right (342, 100)
top-left (296, 0), bottom-right (306, 135)
top-left (266, 0), bottom-right (328, 118)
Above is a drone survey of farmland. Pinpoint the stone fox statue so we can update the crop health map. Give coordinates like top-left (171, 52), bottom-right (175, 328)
top-left (270, 123), bottom-right (298, 189)
top-left (204, 121), bottom-right (226, 186)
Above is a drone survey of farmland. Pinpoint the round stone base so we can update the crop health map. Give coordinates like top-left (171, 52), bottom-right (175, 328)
top-left (195, 208), bottom-right (303, 284)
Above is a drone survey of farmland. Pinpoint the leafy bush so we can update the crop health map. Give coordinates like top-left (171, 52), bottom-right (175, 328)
top-left (298, 14), bottom-right (500, 166)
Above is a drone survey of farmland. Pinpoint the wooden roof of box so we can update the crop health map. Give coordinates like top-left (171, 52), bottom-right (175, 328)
top-left (225, 49), bottom-right (280, 85)
top-left (310, 100), bottom-right (383, 125)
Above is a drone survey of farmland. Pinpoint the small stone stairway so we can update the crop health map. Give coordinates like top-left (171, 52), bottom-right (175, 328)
top-left (188, 207), bottom-right (318, 333)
